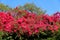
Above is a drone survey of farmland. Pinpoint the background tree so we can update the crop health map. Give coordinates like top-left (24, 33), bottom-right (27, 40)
top-left (0, 3), bottom-right (12, 12)
top-left (18, 3), bottom-right (45, 15)
top-left (0, 3), bottom-right (45, 15)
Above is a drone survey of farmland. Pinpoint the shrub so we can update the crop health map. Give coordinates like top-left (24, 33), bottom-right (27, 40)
top-left (0, 11), bottom-right (60, 40)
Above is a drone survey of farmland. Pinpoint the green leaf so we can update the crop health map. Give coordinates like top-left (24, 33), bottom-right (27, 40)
top-left (0, 31), bottom-right (4, 40)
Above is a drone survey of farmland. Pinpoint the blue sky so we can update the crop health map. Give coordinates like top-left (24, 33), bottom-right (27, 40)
top-left (0, 0), bottom-right (60, 15)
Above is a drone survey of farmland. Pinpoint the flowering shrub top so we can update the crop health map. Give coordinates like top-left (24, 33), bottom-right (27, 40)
top-left (0, 10), bottom-right (60, 40)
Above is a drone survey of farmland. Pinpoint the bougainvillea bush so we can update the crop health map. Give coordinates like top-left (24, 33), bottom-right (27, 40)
top-left (0, 10), bottom-right (60, 40)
